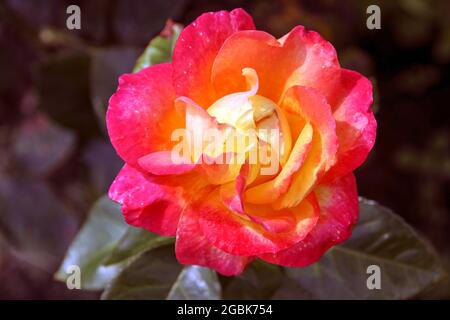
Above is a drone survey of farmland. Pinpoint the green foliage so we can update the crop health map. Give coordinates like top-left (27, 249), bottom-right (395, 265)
top-left (222, 261), bottom-right (283, 300)
top-left (273, 198), bottom-right (446, 299)
top-left (167, 266), bottom-right (221, 300)
top-left (55, 195), bottom-right (172, 290)
top-left (103, 227), bottom-right (174, 266)
top-left (56, 196), bottom-right (446, 299)
top-left (133, 23), bottom-right (182, 72)
top-left (55, 196), bottom-right (128, 290)
top-left (101, 245), bottom-right (182, 299)
top-left (101, 245), bottom-right (221, 300)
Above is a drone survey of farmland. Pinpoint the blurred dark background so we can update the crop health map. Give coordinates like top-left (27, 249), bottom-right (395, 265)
top-left (0, 0), bottom-right (449, 299)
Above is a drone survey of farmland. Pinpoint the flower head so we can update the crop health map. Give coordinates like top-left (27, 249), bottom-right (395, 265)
top-left (107, 9), bottom-right (376, 275)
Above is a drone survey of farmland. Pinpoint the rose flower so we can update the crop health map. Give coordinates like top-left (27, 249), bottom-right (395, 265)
top-left (107, 9), bottom-right (376, 275)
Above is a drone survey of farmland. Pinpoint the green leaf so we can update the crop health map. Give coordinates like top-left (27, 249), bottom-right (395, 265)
top-left (103, 227), bottom-right (174, 265)
top-left (222, 260), bottom-right (283, 300)
top-left (274, 198), bottom-right (446, 299)
top-left (101, 245), bottom-right (182, 299)
top-left (167, 266), bottom-right (221, 300)
top-left (133, 22), bottom-right (182, 72)
top-left (55, 195), bottom-right (128, 290)
top-left (102, 245), bottom-right (222, 300)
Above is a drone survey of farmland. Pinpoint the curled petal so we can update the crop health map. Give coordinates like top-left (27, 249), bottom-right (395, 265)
top-left (245, 122), bottom-right (313, 204)
top-left (255, 109), bottom-right (292, 166)
top-left (281, 86), bottom-right (337, 166)
top-left (274, 86), bottom-right (337, 208)
top-left (212, 30), bottom-right (287, 103)
top-left (138, 151), bottom-right (196, 175)
top-left (207, 68), bottom-right (258, 130)
top-left (324, 69), bottom-right (377, 182)
top-left (211, 26), bottom-right (339, 104)
top-left (176, 96), bottom-right (235, 162)
top-left (280, 26), bottom-right (341, 103)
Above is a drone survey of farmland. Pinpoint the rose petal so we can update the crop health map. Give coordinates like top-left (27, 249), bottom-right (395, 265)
top-left (106, 63), bottom-right (183, 167)
top-left (138, 151), bottom-right (196, 175)
top-left (323, 69), bottom-right (377, 182)
top-left (281, 26), bottom-right (341, 103)
top-left (211, 26), bottom-right (340, 104)
top-left (211, 30), bottom-right (287, 103)
top-left (200, 153), bottom-right (243, 185)
top-left (172, 8), bottom-right (255, 107)
top-left (274, 86), bottom-right (337, 208)
top-left (207, 67), bottom-right (258, 130)
top-left (245, 122), bottom-right (313, 204)
top-left (197, 190), bottom-right (319, 256)
top-left (219, 163), bottom-right (250, 214)
top-left (176, 208), bottom-right (254, 276)
top-left (109, 164), bottom-right (185, 236)
top-left (259, 174), bottom-right (358, 266)
top-left (176, 96), bottom-right (234, 160)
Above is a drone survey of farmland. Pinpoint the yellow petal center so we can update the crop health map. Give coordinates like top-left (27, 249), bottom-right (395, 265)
top-left (206, 68), bottom-right (292, 165)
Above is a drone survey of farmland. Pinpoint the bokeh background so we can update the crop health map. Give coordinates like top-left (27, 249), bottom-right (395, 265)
top-left (0, 0), bottom-right (449, 299)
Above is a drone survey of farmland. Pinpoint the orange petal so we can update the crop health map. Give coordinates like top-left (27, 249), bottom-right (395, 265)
top-left (176, 207), bottom-right (254, 276)
top-left (107, 63), bottom-right (183, 167)
top-left (323, 69), bottom-right (377, 182)
top-left (259, 174), bottom-right (358, 267)
top-left (245, 122), bottom-right (313, 204)
top-left (274, 86), bottom-right (337, 208)
top-left (211, 26), bottom-right (340, 104)
top-left (172, 9), bottom-right (255, 108)
top-left (196, 190), bottom-right (319, 256)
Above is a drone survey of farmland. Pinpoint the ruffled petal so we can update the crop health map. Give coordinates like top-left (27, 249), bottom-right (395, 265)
top-left (281, 26), bottom-right (341, 103)
top-left (211, 26), bottom-right (339, 104)
top-left (211, 30), bottom-right (286, 103)
top-left (274, 86), bottom-right (338, 208)
top-left (172, 8), bottom-right (255, 107)
top-left (176, 207), bottom-right (254, 276)
top-left (245, 122), bottom-right (313, 204)
top-left (323, 69), bottom-right (377, 182)
top-left (259, 174), bottom-right (358, 266)
top-left (197, 190), bottom-right (319, 256)
top-left (109, 164), bottom-right (185, 236)
top-left (106, 63), bottom-right (183, 167)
